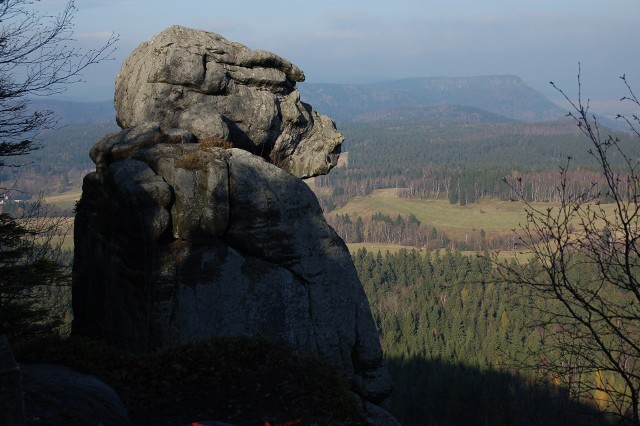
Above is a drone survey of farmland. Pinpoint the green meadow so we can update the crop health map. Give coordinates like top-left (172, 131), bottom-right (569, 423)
top-left (44, 189), bottom-right (82, 212)
top-left (331, 188), bottom-right (529, 240)
top-left (320, 187), bottom-right (619, 256)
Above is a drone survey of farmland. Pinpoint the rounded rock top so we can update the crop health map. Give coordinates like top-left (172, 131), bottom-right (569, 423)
top-left (114, 25), bottom-right (342, 178)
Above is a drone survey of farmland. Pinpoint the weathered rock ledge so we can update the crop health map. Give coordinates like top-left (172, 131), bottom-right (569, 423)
top-left (114, 25), bottom-right (343, 178)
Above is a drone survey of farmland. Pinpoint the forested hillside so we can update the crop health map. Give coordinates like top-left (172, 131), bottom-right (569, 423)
top-left (355, 248), bottom-right (606, 425)
top-left (315, 119), bottom-right (637, 213)
top-left (7, 92), bottom-right (634, 425)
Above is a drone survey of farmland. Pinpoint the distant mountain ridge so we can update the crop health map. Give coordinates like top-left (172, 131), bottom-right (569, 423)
top-left (298, 75), bottom-right (566, 123)
top-left (352, 105), bottom-right (518, 124)
top-left (28, 99), bottom-right (115, 124)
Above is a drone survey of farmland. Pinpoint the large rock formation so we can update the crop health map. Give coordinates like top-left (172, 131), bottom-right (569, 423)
top-left (114, 25), bottom-right (343, 178)
top-left (73, 27), bottom-right (394, 421)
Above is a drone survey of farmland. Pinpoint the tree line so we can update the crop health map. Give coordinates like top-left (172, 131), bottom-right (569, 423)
top-left (355, 247), bottom-right (608, 425)
top-left (327, 212), bottom-right (517, 251)
top-left (314, 120), bottom-right (638, 210)
top-left (351, 81), bottom-right (640, 423)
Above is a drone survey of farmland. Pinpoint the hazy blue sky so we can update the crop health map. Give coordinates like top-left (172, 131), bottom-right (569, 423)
top-left (44, 0), bottom-right (639, 112)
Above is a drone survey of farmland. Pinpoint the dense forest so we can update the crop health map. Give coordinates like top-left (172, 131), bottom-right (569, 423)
top-left (355, 248), bottom-right (608, 425)
top-left (315, 119), bottom-right (636, 211)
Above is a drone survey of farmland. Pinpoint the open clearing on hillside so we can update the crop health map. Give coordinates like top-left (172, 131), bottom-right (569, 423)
top-left (42, 190), bottom-right (79, 251)
top-left (45, 189), bottom-right (82, 211)
top-left (331, 189), bottom-right (529, 239)
top-left (330, 188), bottom-right (618, 241)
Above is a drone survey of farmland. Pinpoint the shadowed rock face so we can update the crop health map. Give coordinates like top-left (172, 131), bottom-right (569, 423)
top-left (73, 27), bottom-right (395, 421)
top-left (114, 25), bottom-right (343, 178)
top-left (73, 125), bottom-right (393, 406)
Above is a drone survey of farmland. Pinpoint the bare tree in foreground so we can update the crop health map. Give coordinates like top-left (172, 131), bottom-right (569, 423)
top-left (496, 70), bottom-right (640, 425)
top-left (0, 0), bottom-right (117, 341)
top-left (0, 0), bottom-right (117, 164)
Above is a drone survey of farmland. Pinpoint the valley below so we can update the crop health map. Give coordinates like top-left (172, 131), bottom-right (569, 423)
top-left (8, 74), bottom-right (639, 425)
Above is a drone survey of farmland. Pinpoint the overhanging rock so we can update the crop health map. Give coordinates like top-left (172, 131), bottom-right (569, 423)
top-left (114, 25), bottom-right (343, 178)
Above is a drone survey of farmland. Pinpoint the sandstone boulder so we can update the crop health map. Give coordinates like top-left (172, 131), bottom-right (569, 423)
top-left (114, 25), bottom-right (343, 178)
top-left (74, 26), bottom-right (395, 421)
top-left (73, 126), bottom-right (392, 407)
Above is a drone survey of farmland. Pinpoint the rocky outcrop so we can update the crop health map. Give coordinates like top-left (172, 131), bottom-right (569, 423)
top-left (21, 364), bottom-right (132, 425)
top-left (114, 25), bottom-right (343, 178)
top-left (2, 337), bottom-right (132, 426)
top-left (73, 125), bottom-right (393, 408)
top-left (73, 27), bottom-right (394, 421)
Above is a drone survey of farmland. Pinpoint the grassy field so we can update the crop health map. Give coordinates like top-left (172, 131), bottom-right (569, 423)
top-left (319, 187), bottom-right (622, 260)
top-left (53, 217), bottom-right (75, 252)
top-left (44, 189), bottom-right (82, 212)
top-left (330, 189), bottom-right (530, 240)
top-left (37, 190), bottom-right (80, 252)
top-left (330, 189), bottom-right (619, 239)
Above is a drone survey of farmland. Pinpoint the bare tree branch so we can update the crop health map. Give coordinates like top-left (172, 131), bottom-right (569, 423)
top-left (496, 68), bottom-right (640, 425)
top-left (0, 0), bottom-right (118, 153)
top-left (0, 0), bottom-right (117, 341)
